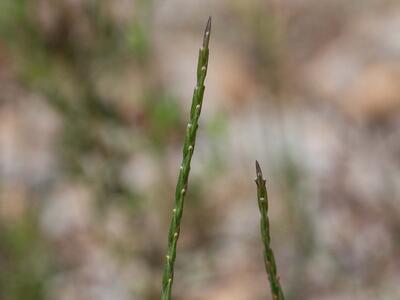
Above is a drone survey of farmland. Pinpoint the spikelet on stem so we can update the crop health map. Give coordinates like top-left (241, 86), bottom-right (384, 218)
top-left (255, 160), bottom-right (285, 300)
top-left (161, 17), bottom-right (212, 300)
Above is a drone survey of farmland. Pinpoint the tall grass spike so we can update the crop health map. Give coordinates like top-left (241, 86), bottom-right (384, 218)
top-left (255, 160), bottom-right (285, 300)
top-left (161, 17), bottom-right (212, 300)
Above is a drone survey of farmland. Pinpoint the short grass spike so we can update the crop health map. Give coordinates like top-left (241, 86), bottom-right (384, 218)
top-left (161, 17), bottom-right (212, 300)
top-left (255, 160), bottom-right (285, 300)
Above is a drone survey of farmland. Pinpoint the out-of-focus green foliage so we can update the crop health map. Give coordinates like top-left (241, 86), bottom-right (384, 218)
top-left (0, 214), bottom-right (53, 300)
top-left (0, 1), bottom-right (182, 299)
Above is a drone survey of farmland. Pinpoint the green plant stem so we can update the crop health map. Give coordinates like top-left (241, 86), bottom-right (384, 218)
top-left (255, 160), bottom-right (285, 300)
top-left (161, 17), bottom-right (211, 300)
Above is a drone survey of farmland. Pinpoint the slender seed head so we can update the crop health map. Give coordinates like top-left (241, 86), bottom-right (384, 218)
top-left (254, 160), bottom-right (286, 300)
top-left (162, 18), bottom-right (211, 300)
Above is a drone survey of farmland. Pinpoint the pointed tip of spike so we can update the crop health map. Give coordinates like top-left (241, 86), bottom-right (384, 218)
top-left (255, 160), bottom-right (262, 177)
top-left (255, 160), bottom-right (266, 186)
top-left (203, 16), bottom-right (212, 48)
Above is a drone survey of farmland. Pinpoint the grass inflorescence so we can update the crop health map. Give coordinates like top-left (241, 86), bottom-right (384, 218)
top-left (160, 18), bottom-right (285, 300)
top-left (161, 17), bottom-right (212, 300)
top-left (255, 160), bottom-right (285, 300)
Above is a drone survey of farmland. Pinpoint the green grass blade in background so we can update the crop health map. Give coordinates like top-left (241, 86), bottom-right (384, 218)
top-left (161, 17), bottom-right (212, 300)
top-left (255, 161), bottom-right (285, 300)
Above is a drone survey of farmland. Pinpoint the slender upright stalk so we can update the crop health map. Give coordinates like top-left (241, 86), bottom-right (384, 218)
top-left (161, 17), bottom-right (211, 300)
top-left (255, 161), bottom-right (285, 300)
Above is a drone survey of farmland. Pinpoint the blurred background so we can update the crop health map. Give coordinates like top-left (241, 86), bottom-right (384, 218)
top-left (1, 0), bottom-right (400, 299)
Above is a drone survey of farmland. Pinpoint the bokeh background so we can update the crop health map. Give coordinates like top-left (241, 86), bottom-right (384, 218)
top-left (1, 1), bottom-right (400, 299)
